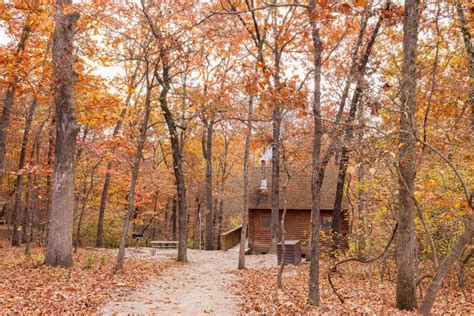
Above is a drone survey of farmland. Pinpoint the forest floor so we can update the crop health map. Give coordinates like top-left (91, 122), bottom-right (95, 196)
top-left (0, 245), bottom-right (176, 313)
top-left (1, 241), bottom-right (470, 314)
top-left (102, 247), bottom-right (274, 315)
top-left (234, 258), bottom-right (473, 314)
top-left (103, 247), bottom-right (472, 315)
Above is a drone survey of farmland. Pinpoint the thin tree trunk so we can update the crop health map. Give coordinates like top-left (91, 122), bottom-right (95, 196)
top-left (277, 170), bottom-right (290, 289)
top-left (419, 218), bottom-right (473, 315)
top-left (159, 64), bottom-right (187, 262)
top-left (12, 98), bottom-right (37, 246)
top-left (195, 198), bottom-right (201, 249)
top-left (202, 119), bottom-right (214, 250)
top-left (312, 14), bottom-right (368, 191)
top-left (335, 12), bottom-right (368, 124)
top-left (20, 35), bottom-right (49, 244)
top-left (25, 138), bottom-right (40, 252)
top-left (30, 130), bottom-right (42, 243)
top-left (20, 102), bottom-right (38, 244)
top-left (308, 0), bottom-right (323, 305)
top-left (270, 4), bottom-right (282, 253)
top-left (45, 0), bottom-right (80, 268)
top-left (115, 72), bottom-right (153, 272)
top-left (74, 169), bottom-right (95, 253)
top-left (23, 140), bottom-right (35, 243)
top-left (0, 23), bottom-right (31, 193)
top-left (163, 209), bottom-right (169, 240)
top-left (394, 163), bottom-right (439, 268)
top-left (44, 118), bottom-right (54, 242)
top-left (216, 136), bottom-right (230, 250)
top-left (422, 2), bottom-right (440, 147)
top-left (396, 0), bottom-right (420, 309)
top-left (238, 95), bottom-right (254, 269)
top-left (454, 0), bottom-right (474, 128)
top-left (172, 197), bottom-right (177, 240)
top-left (332, 15), bottom-right (382, 251)
top-left (357, 163), bottom-right (366, 255)
top-left (96, 62), bottom-right (141, 247)
top-left (215, 135), bottom-right (230, 250)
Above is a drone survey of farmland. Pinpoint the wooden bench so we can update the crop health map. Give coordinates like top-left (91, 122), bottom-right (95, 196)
top-left (150, 241), bottom-right (178, 254)
top-left (149, 241), bottom-right (178, 255)
top-left (150, 241), bottom-right (178, 248)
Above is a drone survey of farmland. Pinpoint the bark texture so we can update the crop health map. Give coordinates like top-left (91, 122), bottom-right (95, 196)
top-left (238, 96), bottom-right (254, 269)
top-left (454, 0), bottom-right (474, 128)
top-left (45, 0), bottom-right (80, 268)
top-left (396, 0), bottom-right (420, 309)
top-left (277, 170), bottom-right (290, 289)
top-left (270, 14), bottom-right (282, 254)
top-left (308, 0), bottom-right (323, 305)
top-left (202, 119), bottom-right (214, 250)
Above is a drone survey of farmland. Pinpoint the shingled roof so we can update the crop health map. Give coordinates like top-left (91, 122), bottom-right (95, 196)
top-left (221, 160), bottom-right (349, 218)
top-left (248, 161), bottom-right (348, 211)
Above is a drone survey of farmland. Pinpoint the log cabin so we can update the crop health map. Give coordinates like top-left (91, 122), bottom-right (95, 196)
top-left (247, 159), bottom-right (349, 255)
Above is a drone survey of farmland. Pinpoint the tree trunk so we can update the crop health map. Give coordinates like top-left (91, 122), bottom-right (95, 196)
top-left (159, 64), bottom-right (187, 262)
top-left (332, 16), bottom-right (382, 252)
top-left (44, 0), bottom-right (80, 268)
top-left (172, 197), bottom-right (177, 240)
top-left (308, 0), bottom-right (323, 305)
top-left (30, 128), bottom-right (43, 243)
top-left (238, 95), bottom-right (254, 269)
top-left (163, 209), bottom-right (169, 239)
top-left (277, 171), bottom-right (290, 289)
top-left (96, 62), bottom-right (140, 247)
top-left (12, 98), bottom-right (37, 246)
top-left (454, 0), bottom-right (474, 128)
top-left (396, 0), bottom-right (420, 310)
top-left (216, 136), bottom-right (229, 250)
top-left (23, 138), bottom-right (35, 243)
top-left (419, 218), bottom-right (473, 315)
top-left (74, 169), bottom-right (95, 253)
top-left (357, 162), bottom-right (366, 255)
top-left (115, 72), bottom-right (153, 272)
top-left (0, 24), bottom-right (31, 193)
top-left (194, 198), bottom-right (201, 249)
top-left (44, 118), bottom-right (55, 243)
top-left (270, 6), bottom-right (282, 253)
top-left (202, 119), bottom-right (215, 250)
top-left (26, 137), bottom-right (40, 248)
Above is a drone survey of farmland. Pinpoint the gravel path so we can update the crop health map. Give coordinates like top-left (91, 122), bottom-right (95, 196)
top-left (102, 248), bottom-right (273, 315)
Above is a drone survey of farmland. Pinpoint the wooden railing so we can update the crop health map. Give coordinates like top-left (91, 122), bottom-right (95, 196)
top-left (220, 225), bottom-right (242, 251)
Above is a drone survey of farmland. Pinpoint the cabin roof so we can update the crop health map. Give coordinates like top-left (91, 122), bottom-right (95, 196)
top-left (248, 161), bottom-right (348, 211)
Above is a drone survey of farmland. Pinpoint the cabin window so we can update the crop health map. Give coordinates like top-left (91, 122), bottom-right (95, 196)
top-left (261, 215), bottom-right (271, 228)
top-left (321, 216), bottom-right (332, 230)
